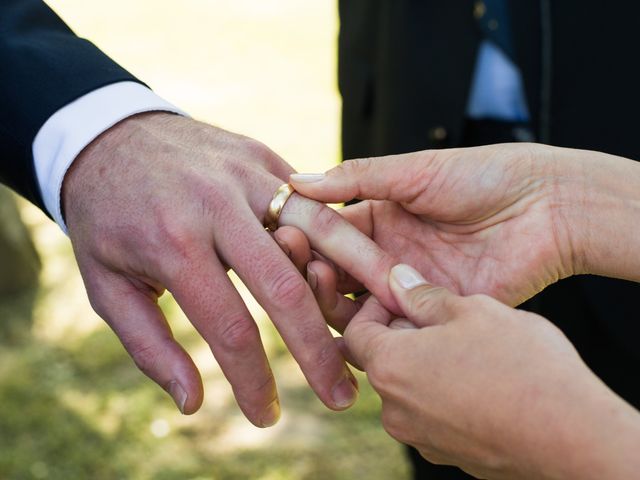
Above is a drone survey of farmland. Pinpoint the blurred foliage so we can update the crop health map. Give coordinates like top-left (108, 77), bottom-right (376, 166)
top-left (0, 187), bottom-right (40, 291)
top-left (0, 1), bottom-right (411, 478)
top-left (0, 187), bottom-right (40, 344)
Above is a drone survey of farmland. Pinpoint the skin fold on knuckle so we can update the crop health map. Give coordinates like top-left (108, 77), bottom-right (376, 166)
top-left (266, 266), bottom-right (309, 309)
top-left (126, 338), bottom-right (165, 378)
top-left (406, 286), bottom-right (451, 320)
top-left (233, 371), bottom-right (277, 413)
top-left (216, 314), bottom-right (261, 352)
top-left (334, 158), bottom-right (374, 198)
top-left (302, 337), bottom-right (341, 373)
top-left (306, 201), bottom-right (344, 238)
top-left (366, 351), bottom-right (399, 397)
top-left (280, 195), bottom-right (340, 237)
top-left (380, 406), bottom-right (410, 445)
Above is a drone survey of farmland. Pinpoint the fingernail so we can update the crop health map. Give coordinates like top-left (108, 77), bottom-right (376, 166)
top-left (290, 173), bottom-right (325, 183)
top-left (260, 398), bottom-right (281, 427)
top-left (275, 237), bottom-right (291, 258)
top-left (332, 374), bottom-right (359, 409)
top-left (168, 380), bottom-right (188, 414)
top-left (307, 266), bottom-right (318, 291)
top-left (391, 264), bottom-right (428, 290)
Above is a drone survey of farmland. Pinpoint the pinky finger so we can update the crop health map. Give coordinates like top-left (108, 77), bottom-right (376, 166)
top-left (86, 268), bottom-right (204, 414)
top-left (273, 226), bottom-right (313, 275)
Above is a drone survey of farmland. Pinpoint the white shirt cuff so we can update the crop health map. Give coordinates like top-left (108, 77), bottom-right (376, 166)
top-left (33, 81), bottom-right (186, 233)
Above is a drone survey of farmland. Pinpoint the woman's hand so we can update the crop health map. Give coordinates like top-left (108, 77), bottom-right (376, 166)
top-left (289, 144), bottom-right (580, 309)
top-left (344, 264), bottom-right (640, 479)
top-left (281, 143), bottom-right (640, 329)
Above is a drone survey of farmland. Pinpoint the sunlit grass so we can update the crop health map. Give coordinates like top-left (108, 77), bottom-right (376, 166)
top-left (0, 1), bottom-right (410, 479)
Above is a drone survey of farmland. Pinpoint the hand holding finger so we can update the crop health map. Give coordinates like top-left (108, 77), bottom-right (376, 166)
top-left (278, 194), bottom-right (401, 315)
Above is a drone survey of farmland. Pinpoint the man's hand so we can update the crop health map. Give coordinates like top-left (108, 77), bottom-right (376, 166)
top-left (62, 112), bottom-right (400, 424)
top-left (344, 264), bottom-right (640, 479)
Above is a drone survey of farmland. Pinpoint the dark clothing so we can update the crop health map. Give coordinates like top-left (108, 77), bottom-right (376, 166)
top-left (338, 0), bottom-right (640, 159)
top-left (338, 1), bottom-right (640, 478)
top-left (0, 0), bottom-right (139, 211)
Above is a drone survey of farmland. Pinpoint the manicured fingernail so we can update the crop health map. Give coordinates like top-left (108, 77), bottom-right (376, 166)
top-left (391, 264), bottom-right (428, 290)
top-left (332, 374), bottom-right (359, 409)
top-left (307, 266), bottom-right (318, 291)
top-left (260, 399), bottom-right (281, 427)
top-left (290, 173), bottom-right (325, 183)
top-left (168, 380), bottom-right (188, 414)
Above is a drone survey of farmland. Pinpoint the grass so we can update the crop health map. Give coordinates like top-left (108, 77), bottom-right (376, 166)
top-left (0, 1), bottom-right (410, 478)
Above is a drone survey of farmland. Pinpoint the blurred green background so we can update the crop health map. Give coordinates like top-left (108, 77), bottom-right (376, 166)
top-left (0, 1), bottom-right (410, 479)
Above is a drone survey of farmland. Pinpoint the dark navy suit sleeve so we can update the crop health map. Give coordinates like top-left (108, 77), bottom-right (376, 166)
top-left (0, 0), bottom-right (141, 210)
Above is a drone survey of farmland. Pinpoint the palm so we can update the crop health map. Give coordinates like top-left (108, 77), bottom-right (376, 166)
top-left (341, 145), bottom-right (571, 306)
top-left (363, 200), bottom-right (560, 306)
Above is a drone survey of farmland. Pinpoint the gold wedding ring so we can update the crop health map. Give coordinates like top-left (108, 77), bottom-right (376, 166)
top-left (264, 183), bottom-right (295, 232)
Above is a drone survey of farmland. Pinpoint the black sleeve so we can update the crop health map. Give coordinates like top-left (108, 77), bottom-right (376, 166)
top-left (0, 0), bottom-right (142, 210)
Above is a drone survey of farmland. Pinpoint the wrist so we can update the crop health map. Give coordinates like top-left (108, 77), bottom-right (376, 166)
top-left (554, 377), bottom-right (640, 479)
top-left (511, 362), bottom-right (640, 480)
top-left (553, 148), bottom-right (640, 281)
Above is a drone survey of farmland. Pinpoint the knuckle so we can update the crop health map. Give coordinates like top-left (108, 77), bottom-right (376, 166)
top-left (236, 379), bottom-right (278, 427)
top-left (465, 293), bottom-right (498, 312)
top-left (380, 407), bottom-right (406, 443)
top-left (86, 289), bottom-right (109, 321)
top-left (407, 287), bottom-right (445, 317)
top-left (90, 230), bottom-right (118, 263)
top-left (307, 202), bottom-right (343, 236)
top-left (234, 370), bottom-right (276, 405)
top-left (425, 451), bottom-right (449, 466)
top-left (268, 267), bottom-right (308, 307)
top-left (152, 210), bottom-right (195, 260)
top-left (217, 315), bottom-right (259, 352)
top-left (367, 355), bottom-right (396, 395)
top-left (338, 157), bottom-right (373, 176)
top-left (243, 137), bottom-right (272, 158)
top-left (303, 339), bottom-right (337, 370)
top-left (440, 293), bottom-right (468, 316)
top-left (240, 137), bottom-right (281, 168)
top-left (220, 156), bottom-right (255, 184)
top-left (127, 339), bottom-right (163, 377)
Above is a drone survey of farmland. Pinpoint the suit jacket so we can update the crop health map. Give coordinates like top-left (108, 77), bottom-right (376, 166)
top-left (339, 0), bottom-right (640, 160)
top-left (0, 0), bottom-right (139, 211)
top-left (339, 2), bottom-right (640, 477)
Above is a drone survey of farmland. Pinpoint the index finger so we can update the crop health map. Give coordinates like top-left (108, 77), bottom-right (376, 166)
top-left (289, 152), bottom-right (440, 205)
top-left (279, 194), bottom-right (401, 315)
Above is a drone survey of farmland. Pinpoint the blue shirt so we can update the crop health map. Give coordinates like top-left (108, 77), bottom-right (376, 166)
top-left (466, 40), bottom-right (530, 122)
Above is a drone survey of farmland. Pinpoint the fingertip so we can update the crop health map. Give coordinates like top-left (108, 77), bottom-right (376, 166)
top-left (388, 264), bottom-right (455, 326)
top-left (274, 226), bottom-right (312, 273)
top-left (174, 366), bottom-right (205, 415)
top-left (331, 370), bottom-right (359, 410)
top-left (390, 264), bottom-right (430, 291)
top-left (387, 264), bottom-right (431, 314)
top-left (259, 398), bottom-right (281, 428)
top-left (289, 171), bottom-right (350, 203)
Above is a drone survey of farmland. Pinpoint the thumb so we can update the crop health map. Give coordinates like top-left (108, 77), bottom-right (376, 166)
top-left (388, 264), bottom-right (461, 327)
top-left (290, 152), bottom-right (435, 204)
top-left (343, 296), bottom-right (394, 371)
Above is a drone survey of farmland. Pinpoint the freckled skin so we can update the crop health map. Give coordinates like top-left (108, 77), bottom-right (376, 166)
top-left (62, 111), bottom-right (397, 422)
